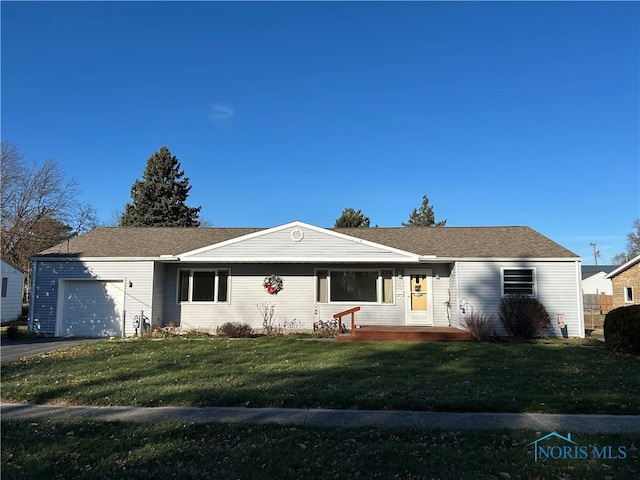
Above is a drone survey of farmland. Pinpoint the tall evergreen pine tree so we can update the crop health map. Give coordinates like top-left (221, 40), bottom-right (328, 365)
top-left (120, 147), bottom-right (201, 227)
top-left (402, 195), bottom-right (446, 227)
top-left (334, 208), bottom-right (370, 228)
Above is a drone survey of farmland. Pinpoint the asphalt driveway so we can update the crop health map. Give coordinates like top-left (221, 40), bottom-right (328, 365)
top-left (1, 337), bottom-right (104, 363)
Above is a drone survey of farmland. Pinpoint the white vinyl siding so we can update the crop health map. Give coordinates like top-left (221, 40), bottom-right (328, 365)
top-left (430, 264), bottom-right (452, 327)
top-left (456, 260), bottom-right (583, 338)
top-left (448, 263), bottom-right (460, 329)
top-left (162, 264), bottom-right (455, 331)
top-left (181, 226), bottom-right (416, 262)
top-left (31, 256), bottom-right (584, 338)
top-left (151, 263), bottom-right (165, 327)
top-left (1, 260), bottom-right (24, 323)
top-left (30, 260), bottom-right (155, 336)
top-left (163, 264), bottom-right (408, 331)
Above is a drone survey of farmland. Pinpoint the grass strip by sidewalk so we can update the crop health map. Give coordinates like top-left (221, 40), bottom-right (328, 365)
top-left (2, 419), bottom-right (638, 480)
top-left (2, 337), bottom-right (639, 415)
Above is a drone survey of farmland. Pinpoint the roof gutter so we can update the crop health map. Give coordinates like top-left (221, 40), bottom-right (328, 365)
top-left (173, 256), bottom-right (415, 263)
top-left (428, 256), bottom-right (582, 262)
top-left (30, 256), bottom-right (179, 262)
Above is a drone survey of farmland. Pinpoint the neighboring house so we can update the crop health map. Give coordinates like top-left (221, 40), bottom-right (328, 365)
top-left (1, 259), bottom-right (25, 323)
top-left (605, 255), bottom-right (640, 309)
top-left (29, 221), bottom-right (585, 338)
top-left (581, 265), bottom-right (615, 295)
top-left (581, 265), bottom-right (615, 314)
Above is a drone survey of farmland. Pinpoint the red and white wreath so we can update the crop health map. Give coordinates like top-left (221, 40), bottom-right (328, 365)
top-left (263, 274), bottom-right (283, 295)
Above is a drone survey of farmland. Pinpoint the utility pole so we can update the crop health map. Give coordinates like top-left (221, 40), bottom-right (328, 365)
top-left (590, 243), bottom-right (599, 266)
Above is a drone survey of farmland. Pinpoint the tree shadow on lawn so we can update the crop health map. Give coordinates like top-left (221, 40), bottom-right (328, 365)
top-left (2, 338), bottom-right (638, 414)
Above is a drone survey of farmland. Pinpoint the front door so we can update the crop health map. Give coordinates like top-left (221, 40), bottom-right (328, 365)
top-left (405, 269), bottom-right (433, 325)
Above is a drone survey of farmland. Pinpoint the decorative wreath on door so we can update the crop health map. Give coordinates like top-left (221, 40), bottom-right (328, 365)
top-left (263, 274), bottom-right (284, 295)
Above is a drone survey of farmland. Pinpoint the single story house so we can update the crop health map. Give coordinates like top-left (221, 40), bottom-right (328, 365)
top-left (581, 265), bottom-right (615, 296)
top-left (29, 221), bottom-right (585, 338)
top-left (605, 254), bottom-right (640, 309)
top-left (1, 258), bottom-right (25, 323)
top-left (581, 265), bottom-right (615, 314)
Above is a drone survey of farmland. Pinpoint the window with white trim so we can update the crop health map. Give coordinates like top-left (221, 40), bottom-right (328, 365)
top-left (625, 286), bottom-right (634, 303)
top-left (316, 269), bottom-right (394, 304)
top-left (178, 269), bottom-right (229, 303)
top-left (502, 268), bottom-right (536, 296)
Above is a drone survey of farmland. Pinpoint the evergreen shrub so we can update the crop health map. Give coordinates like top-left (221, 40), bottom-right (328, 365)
top-left (604, 305), bottom-right (640, 354)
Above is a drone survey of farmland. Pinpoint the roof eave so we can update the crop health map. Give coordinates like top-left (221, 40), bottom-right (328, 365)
top-left (175, 256), bottom-right (419, 263)
top-left (605, 254), bottom-right (640, 278)
top-left (31, 256), bottom-right (170, 262)
top-left (432, 256), bottom-right (581, 262)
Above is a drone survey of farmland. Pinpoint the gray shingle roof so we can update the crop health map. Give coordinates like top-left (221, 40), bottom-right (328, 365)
top-left (37, 227), bottom-right (262, 258)
top-left (334, 226), bottom-right (577, 258)
top-left (581, 265), bottom-right (617, 279)
top-left (36, 225), bottom-right (578, 259)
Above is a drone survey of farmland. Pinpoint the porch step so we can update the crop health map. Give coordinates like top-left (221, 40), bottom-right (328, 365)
top-left (337, 325), bottom-right (473, 343)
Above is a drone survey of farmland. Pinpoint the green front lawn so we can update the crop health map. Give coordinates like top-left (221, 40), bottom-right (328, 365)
top-left (2, 420), bottom-right (638, 480)
top-left (2, 337), bottom-right (639, 414)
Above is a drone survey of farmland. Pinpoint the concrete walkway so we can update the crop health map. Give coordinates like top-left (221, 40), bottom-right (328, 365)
top-left (2, 403), bottom-right (639, 434)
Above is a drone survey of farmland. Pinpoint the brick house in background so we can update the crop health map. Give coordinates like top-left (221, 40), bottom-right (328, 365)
top-left (605, 255), bottom-right (640, 309)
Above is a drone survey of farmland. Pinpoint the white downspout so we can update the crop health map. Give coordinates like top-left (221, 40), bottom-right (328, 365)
top-left (453, 262), bottom-right (460, 329)
top-left (575, 259), bottom-right (585, 338)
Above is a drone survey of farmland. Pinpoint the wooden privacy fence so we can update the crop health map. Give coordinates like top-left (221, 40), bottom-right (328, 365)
top-left (583, 293), bottom-right (614, 314)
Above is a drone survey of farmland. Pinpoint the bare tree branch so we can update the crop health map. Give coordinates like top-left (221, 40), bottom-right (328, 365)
top-left (1, 141), bottom-right (97, 272)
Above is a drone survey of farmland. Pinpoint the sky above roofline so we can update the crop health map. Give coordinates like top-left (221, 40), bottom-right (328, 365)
top-left (2, 1), bottom-right (638, 264)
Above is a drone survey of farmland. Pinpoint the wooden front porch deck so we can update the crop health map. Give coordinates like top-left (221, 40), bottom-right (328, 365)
top-left (337, 325), bottom-right (473, 343)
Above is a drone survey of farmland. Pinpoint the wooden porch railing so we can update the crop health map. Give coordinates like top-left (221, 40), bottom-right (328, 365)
top-left (333, 307), bottom-right (361, 333)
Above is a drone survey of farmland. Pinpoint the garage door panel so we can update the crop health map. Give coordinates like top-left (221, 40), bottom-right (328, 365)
top-left (60, 280), bottom-right (123, 337)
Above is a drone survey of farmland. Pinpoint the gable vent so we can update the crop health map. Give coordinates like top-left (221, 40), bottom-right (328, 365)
top-left (291, 228), bottom-right (304, 242)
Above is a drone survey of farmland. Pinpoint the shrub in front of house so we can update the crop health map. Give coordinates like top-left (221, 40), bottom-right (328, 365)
top-left (145, 323), bottom-right (180, 339)
top-left (216, 322), bottom-right (254, 338)
top-left (464, 312), bottom-right (496, 341)
top-left (604, 305), bottom-right (640, 354)
top-left (312, 318), bottom-right (341, 337)
top-left (498, 294), bottom-right (550, 339)
top-left (6, 325), bottom-right (22, 339)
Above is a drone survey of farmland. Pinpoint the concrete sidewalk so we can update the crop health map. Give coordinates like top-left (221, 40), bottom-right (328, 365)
top-left (2, 403), bottom-right (640, 434)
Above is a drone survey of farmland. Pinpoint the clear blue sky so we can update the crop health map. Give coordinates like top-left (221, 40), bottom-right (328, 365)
top-left (2, 1), bottom-right (638, 264)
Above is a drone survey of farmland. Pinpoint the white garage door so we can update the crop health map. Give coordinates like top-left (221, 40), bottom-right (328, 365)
top-left (59, 280), bottom-right (124, 337)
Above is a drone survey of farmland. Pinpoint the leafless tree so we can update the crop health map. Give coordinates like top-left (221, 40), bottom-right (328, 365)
top-left (1, 141), bottom-right (97, 293)
top-left (612, 218), bottom-right (640, 265)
